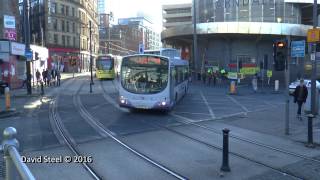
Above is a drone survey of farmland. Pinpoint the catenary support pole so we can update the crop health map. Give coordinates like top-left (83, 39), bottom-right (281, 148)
top-left (311, 0), bottom-right (318, 115)
top-left (192, 0), bottom-right (198, 77)
top-left (285, 36), bottom-right (291, 135)
top-left (23, 0), bottom-right (32, 95)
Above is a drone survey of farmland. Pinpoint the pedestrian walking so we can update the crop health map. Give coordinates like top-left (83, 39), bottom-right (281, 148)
top-left (293, 79), bottom-right (308, 120)
top-left (213, 72), bottom-right (217, 86)
top-left (51, 69), bottom-right (57, 86)
top-left (207, 68), bottom-right (213, 86)
top-left (36, 69), bottom-right (41, 86)
top-left (252, 74), bottom-right (258, 93)
top-left (202, 71), bottom-right (207, 84)
top-left (47, 69), bottom-right (52, 86)
top-left (57, 70), bottom-right (61, 86)
top-left (42, 69), bottom-right (47, 86)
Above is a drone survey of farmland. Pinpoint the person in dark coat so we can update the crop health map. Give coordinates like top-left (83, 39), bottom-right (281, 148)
top-left (293, 79), bottom-right (308, 120)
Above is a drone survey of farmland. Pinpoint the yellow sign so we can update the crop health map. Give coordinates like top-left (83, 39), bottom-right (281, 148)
top-left (267, 70), bottom-right (272, 78)
top-left (240, 67), bottom-right (259, 75)
top-left (307, 28), bottom-right (320, 43)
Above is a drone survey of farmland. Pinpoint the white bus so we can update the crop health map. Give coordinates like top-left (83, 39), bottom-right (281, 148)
top-left (119, 54), bottom-right (189, 111)
top-left (144, 48), bottom-right (182, 59)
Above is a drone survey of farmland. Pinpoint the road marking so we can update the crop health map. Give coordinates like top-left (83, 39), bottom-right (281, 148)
top-left (172, 111), bottom-right (212, 115)
top-left (227, 95), bottom-right (250, 113)
top-left (200, 91), bottom-right (216, 119)
top-left (169, 112), bottom-right (197, 123)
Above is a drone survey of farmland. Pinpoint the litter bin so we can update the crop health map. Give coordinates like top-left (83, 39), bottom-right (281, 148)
top-left (0, 82), bottom-right (8, 94)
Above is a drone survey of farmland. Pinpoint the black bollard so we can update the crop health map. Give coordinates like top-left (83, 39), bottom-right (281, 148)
top-left (306, 114), bottom-right (315, 148)
top-left (40, 81), bottom-right (44, 95)
top-left (220, 128), bottom-right (231, 172)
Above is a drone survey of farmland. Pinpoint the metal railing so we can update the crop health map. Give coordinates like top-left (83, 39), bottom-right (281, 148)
top-left (1, 127), bottom-right (35, 180)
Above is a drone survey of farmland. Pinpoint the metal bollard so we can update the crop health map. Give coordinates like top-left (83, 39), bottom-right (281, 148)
top-left (5, 87), bottom-right (10, 111)
top-left (40, 81), bottom-right (44, 95)
top-left (306, 114), bottom-right (315, 148)
top-left (275, 80), bottom-right (279, 92)
top-left (220, 128), bottom-right (231, 172)
top-left (2, 127), bottom-right (35, 180)
top-left (229, 81), bottom-right (237, 95)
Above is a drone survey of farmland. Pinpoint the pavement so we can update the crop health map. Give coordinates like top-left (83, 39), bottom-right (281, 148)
top-left (0, 72), bottom-right (89, 119)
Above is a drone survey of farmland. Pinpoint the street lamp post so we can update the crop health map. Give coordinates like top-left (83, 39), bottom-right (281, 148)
top-left (311, 0), bottom-right (318, 115)
top-left (192, 0), bottom-right (198, 79)
top-left (89, 21), bottom-right (93, 93)
top-left (107, 12), bottom-right (113, 54)
top-left (23, 0), bottom-right (32, 94)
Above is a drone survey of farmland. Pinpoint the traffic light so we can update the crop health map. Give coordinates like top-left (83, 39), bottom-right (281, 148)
top-left (274, 41), bottom-right (286, 71)
top-left (263, 55), bottom-right (268, 70)
top-left (238, 60), bottom-right (242, 69)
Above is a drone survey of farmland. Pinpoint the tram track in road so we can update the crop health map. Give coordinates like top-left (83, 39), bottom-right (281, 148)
top-left (101, 80), bottom-right (319, 179)
top-left (170, 113), bottom-right (320, 164)
top-left (140, 119), bottom-right (304, 180)
top-left (49, 77), bottom-right (102, 180)
top-left (74, 79), bottom-right (188, 180)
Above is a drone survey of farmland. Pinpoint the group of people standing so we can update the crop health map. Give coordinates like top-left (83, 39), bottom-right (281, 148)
top-left (36, 68), bottom-right (61, 87)
top-left (201, 68), bottom-right (226, 86)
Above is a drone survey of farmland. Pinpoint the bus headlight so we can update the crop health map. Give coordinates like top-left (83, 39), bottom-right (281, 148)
top-left (119, 96), bottom-right (126, 104)
top-left (161, 101), bottom-right (166, 106)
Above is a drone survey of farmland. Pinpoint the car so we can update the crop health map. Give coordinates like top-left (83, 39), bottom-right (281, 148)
top-left (289, 79), bottom-right (320, 95)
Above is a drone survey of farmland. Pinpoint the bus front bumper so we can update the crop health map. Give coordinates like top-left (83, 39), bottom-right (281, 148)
top-left (119, 99), bottom-right (172, 110)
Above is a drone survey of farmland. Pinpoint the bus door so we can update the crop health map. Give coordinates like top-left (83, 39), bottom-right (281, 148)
top-left (170, 66), bottom-right (175, 103)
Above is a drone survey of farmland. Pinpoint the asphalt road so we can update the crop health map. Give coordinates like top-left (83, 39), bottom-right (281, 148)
top-left (1, 75), bottom-right (320, 180)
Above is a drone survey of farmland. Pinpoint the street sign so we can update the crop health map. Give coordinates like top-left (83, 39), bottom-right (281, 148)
top-left (307, 28), bottom-right (320, 43)
top-left (138, 42), bottom-right (144, 54)
top-left (311, 53), bottom-right (315, 61)
top-left (291, 40), bottom-right (305, 57)
top-left (25, 50), bottom-right (33, 60)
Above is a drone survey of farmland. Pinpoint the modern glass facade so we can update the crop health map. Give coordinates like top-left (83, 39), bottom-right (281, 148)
top-left (197, 0), bottom-right (301, 24)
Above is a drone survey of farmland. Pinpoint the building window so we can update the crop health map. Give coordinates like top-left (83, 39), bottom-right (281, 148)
top-left (66, 21), bottom-right (69, 32)
top-left (73, 37), bottom-right (76, 47)
top-left (67, 36), bottom-right (71, 46)
top-left (61, 20), bottom-right (65, 31)
top-left (51, 3), bottom-right (57, 14)
top-left (62, 35), bottom-right (66, 46)
top-left (54, 34), bottom-right (58, 44)
top-left (53, 19), bottom-right (57, 30)
top-left (61, 4), bottom-right (65, 15)
top-left (72, 22), bottom-right (75, 33)
top-left (66, 6), bottom-right (69, 16)
top-left (72, 7), bottom-right (75, 17)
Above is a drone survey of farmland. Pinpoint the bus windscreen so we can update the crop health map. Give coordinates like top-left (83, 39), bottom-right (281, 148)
top-left (96, 57), bottom-right (114, 70)
top-left (121, 56), bottom-right (168, 94)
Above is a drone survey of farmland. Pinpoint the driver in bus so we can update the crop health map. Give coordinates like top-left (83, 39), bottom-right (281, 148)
top-left (138, 74), bottom-right (147, 91)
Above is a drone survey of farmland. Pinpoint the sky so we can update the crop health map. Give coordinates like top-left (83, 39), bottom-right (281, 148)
top-left (105, 0), bottom-right (191, 31)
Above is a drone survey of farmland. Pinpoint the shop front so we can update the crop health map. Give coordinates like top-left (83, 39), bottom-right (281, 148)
top-left (0, 40), bottom-right (26, 89)
top-left (48, 47), bottom-right (80, 73)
